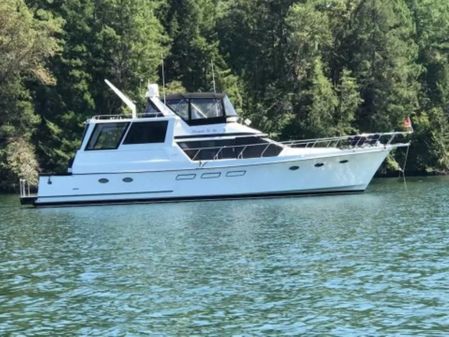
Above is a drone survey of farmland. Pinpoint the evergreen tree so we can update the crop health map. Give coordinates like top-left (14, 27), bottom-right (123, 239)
top-left (0, 0), bottom-right (61, 190)
top-left (161, 0), bottom-right (241, 101)
top-left (301, 58), bottom-right (338, 138)
top-left (28, 0), bottom-right (168, 172)
top-left (2, 0), bottom-right (449, 184)
top-left (405, 0), bottom-right (449, 173)
top-left (344, 0), bottom-right (420, 131)
top-left (335, 69), bottom-right (362, 135)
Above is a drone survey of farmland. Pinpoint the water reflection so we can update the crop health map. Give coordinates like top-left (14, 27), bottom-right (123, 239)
top-left (1, 177), bottom-right (449, 335)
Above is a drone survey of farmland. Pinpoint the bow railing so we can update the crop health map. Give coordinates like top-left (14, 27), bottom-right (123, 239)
top-left (180, 131), bottom-right (411, 162)
top-left (281, 131), bottom-right (411, 149)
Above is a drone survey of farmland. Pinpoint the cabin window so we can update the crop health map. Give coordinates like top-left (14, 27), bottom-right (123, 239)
top-left (167, 98), bottom-right (189, 120)
top-left (223, 96), bottom-right (238, 117)
top-left (123, 121), bottom-right (168, 144)
top-left (191, 99), bottom-right (224, 120)
top-left (143, 101), bottom-right (163, 117)
top-left (86, 122), bottom-right (129, 150)
top-left (165, 94), bottom-right (236, 126)
top-left (79, 124), bottom-right (89, 147)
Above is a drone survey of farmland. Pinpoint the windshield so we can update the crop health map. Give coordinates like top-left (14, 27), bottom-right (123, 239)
top-left (166, 98), bottom-right (189, 120)
top-left (165, 94), bottom-right (237, 125)
top-left (190, 99), bottom-right (223, 120)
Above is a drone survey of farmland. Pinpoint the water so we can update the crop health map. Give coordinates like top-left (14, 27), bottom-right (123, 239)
top-left (0, 177), bottom-right (448, 336)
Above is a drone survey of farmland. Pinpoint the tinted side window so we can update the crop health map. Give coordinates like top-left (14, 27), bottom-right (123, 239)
top-left (144, 101), bottom-right (163, 117)
top-left (86, 122), bottom-right (129, 150)
top-left (167, 99), bottom-right (189, 120)
top-left (123, 121), bottom-right (168, 144)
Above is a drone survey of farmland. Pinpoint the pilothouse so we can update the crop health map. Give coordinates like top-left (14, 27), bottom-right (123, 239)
top-left (19, 81), bottom-right (411, 207)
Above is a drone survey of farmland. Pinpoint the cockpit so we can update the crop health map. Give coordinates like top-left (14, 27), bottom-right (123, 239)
top-left (145, 93), bottom-right (238, 126)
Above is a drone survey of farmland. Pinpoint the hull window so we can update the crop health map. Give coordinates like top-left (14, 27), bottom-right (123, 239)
top-left (122, 177), bottom-right (133, 183)
top-left (289, 166), bottom-right (300, 171)
top-left (98, 178), bottom-right (109, 183)
top-left (201, 172), bottom-right (221, 179)
top-left (340, 159), bottom-right (349, 164)
top-left (314, 163), bottom-right (324, 167)
top-left (123, 121), bottom-right (168, 144)
top-left (176, 174), bottom-right (196, 181)
top-left (86, 122), bottom-right (129, 150)
top-left (226, 170), bottom-right (246, 177)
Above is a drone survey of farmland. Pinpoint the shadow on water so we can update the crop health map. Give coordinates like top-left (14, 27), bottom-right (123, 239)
top-left (0, 177), bottom-right (448, 336)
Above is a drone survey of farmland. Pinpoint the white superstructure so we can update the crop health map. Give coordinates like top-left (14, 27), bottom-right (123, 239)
top-left (20, 82), bottom-right (410, 206)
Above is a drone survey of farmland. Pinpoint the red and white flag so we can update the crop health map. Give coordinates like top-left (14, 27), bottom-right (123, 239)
top-left (403, 116), bottom-right (413, 132)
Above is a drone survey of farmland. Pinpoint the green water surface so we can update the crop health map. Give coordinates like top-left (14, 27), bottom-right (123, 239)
top-left (1, 177), bottom-right (448, 336)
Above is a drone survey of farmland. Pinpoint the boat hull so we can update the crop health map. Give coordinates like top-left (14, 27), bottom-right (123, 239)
top-left (30, 148), bottom-right (390, 207)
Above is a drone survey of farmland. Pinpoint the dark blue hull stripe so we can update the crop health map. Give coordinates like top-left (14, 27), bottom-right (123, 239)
top-left (29, 189), bottom-right (365, 207)
top-left (36, 189), bottom-right (174, 199)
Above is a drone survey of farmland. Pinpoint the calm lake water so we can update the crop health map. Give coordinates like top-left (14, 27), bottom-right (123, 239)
top-left (1, 177), bottom-right (448, 336)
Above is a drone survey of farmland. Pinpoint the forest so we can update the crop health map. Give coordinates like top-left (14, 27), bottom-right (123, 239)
top-left (1, 0), bottom-right (449, 191)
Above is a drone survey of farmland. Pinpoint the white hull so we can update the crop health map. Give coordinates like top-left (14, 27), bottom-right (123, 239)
top-left (33, 147), bottom-right (390, 206)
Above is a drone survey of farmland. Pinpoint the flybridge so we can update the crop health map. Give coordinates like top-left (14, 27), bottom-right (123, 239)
top-left (103, 80), bottom-right (240, 127)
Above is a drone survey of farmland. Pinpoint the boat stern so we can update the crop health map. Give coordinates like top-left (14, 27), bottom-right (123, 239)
top-left (19, 179), bottom-right (37, 206)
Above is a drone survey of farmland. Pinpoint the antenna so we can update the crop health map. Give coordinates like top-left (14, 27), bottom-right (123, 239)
top-left (104, 79), bottom-right (136, 118)
top-left (161, 54), bottom-right (166, 104)
top-left (211, 60), bottom-right (216, 93)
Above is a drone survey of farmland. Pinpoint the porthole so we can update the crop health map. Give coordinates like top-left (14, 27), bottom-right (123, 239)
top-left (339, 159), bottom-right (349, 164)
top-left (289, 166), bottom-right (300, 171)
top-left (123, 177), bottom-right (133, 183)
top-left (98, 178), bottom-right (109, 184)
top-left (314, 163), bottom-right (324, 168)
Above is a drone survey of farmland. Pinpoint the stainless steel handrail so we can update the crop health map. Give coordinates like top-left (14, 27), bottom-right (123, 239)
top-left (181, 131), bottom-right (411, 161)
top-left (281, 131), bottom-right (411, 148)
top-left (91, 113), bottom-right (167, 120)
top-left (19, 179), bottom-right (31, 197)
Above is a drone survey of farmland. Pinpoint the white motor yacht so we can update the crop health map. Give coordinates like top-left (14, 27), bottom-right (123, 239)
top-left (19, 82), bottom-right (410, 206)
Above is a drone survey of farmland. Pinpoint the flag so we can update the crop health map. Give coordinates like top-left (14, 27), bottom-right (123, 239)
top-left (403, 116), bottom-right (413, 132)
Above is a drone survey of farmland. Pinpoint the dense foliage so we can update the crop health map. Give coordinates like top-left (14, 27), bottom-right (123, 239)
top-left (1, 0), bottom-right (449, 190)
